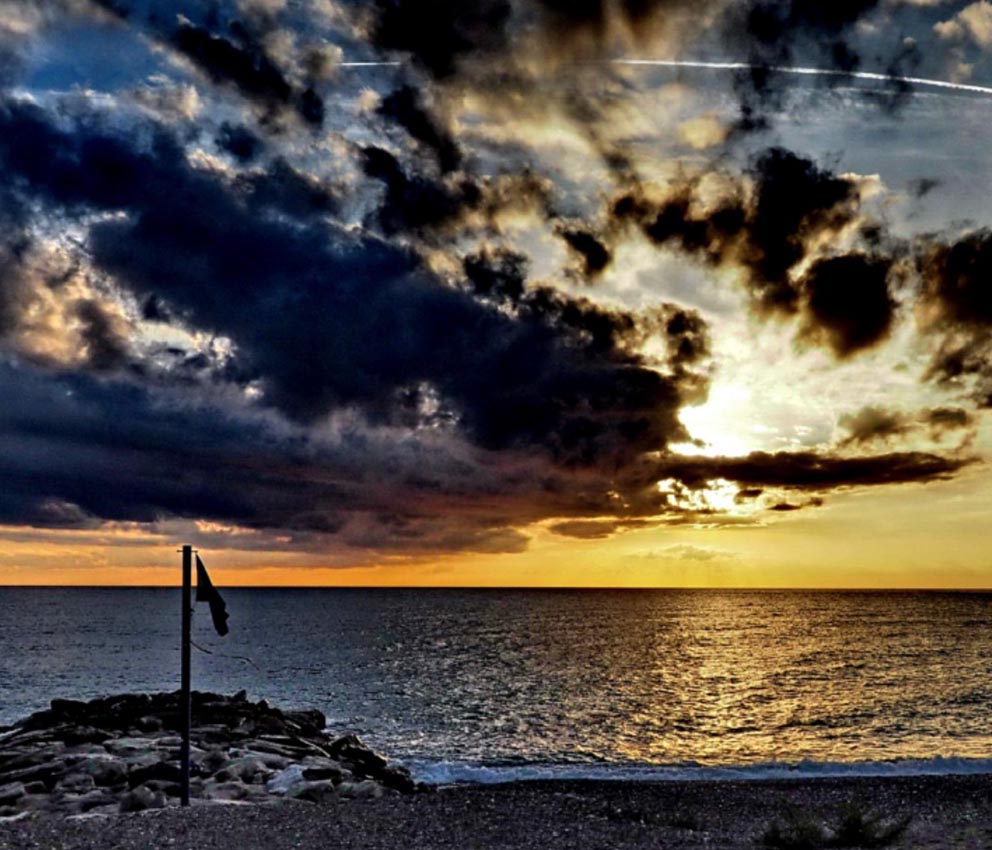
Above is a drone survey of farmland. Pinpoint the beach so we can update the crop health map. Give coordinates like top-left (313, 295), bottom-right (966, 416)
top-left (3, 774), bottom-right (992, 850)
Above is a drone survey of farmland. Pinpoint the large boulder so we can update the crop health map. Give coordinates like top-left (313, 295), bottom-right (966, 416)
top-left (287, 780), bottom-right (336, 804)
top-left (118, 784), bottom-right (166, 813)
top-left (74, 755), bottom-right (127, 787)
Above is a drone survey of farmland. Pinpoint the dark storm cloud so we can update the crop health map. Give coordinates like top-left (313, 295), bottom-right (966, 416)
top-left (650, 450), bottom-right (969, 490)
top-left (73, 298), bottom-right (130, 370)
top-left (921, 407), bottom-right (975, 435)
top-left (610, 147), bottom-right (898, 357)
top-left (377, 85), bottom-right (462, 174)
top-left (726, 0), bottom-right (897, 131)
top-left (170, 20), bottom-right (324, 127)
top-left (365, 0), bottom-right (513, 79)
top-left (216, 122), bottom-right (263, 162)
top-left (839, 405), bottom-right (976, 447)
top-left (797, 254), bottom-right (896, 357)
top-left (0, 361), bottom-right (538, 552)
top-left (86, 0), bottom-right (324, 127)
top-left (0, 97), bottom-right (708, 477)
top-left (614, 148), bottom-right (862, 311)
top-left (360, 145), bottom-right (551, 239)
top-left (360, 145), bottom-right (480, 235)
top-left (237, 157), bottom-right (340, 218)
top-left (547, 518), bottom-right (651, 539)
top-left (361, 0), bottom-right (904, 142)
top-left (918, 229), bottom-right (992, 406)
top-left (557, 226), bottom-right (612, 280)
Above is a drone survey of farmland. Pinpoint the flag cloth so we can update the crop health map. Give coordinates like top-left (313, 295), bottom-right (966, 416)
top-left (195, 555), bottom-right (229, 636)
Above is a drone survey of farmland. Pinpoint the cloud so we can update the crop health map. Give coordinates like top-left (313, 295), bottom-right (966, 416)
top-left (0, 0), bottom-right (982, 562)
top-left (556, 225), bottom-right (613, 280)
top-left (609, 147), bottom-right (897, 357)
top-left (838, 405), bottom-right (976, 447)
top-left (796, 254), bottom-right (896, 357)
top-left (216, 122), bottom-right (263, 162)
top-left (170, 19), bottom-right (324, 127)
top-left (649, 450), bottom-right (969, 490)
top-left (547, 519), bottom-right (650, 539)
top-left (935, 2), bottom-right (992, 47)
top-left (377, 84), bottom-right (462, 174)
top-left (635, 543), bottom-right (735, 561)
top-left (918, 228), bottom-right (992, 405)
top-left (88, 0), bottom-right (325, 128)
top-left (677, 114), bottom-right (729, 150)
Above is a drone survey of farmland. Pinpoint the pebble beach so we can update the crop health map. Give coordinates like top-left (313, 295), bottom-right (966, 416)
top-left (3, 774), bottom-right (992, 850)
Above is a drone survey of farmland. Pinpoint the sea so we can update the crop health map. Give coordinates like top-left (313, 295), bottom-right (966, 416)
top-left (2, 588), bottom-right (992, 785)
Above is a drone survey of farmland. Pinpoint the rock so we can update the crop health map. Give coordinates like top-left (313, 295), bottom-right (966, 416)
top-left (287, 780), bottom-right (336, 804)
top-left (0, 782), bottom-right (25, 805)
top-left (337, 779), bottom-right (384, 799)
top-left (127, 760), bottom-right (183, 787)
top-left (50, 699), bottom-right (88, 717)
top-left (236, 750), bottom-right (291, 771)
top-left (299, 756), bottom-right (346, 783)
top-left (202, 780), bottom-right (250, 802)
top-left (377, 764), bottom-right (416, 793)
top-left (135, 715), bottom-right (163, 733)
top-left (105, 737), bottom-right (161, 756)
top-left (69, 788), bottom-right (116, 814)
top-left (142, 779), bottom-right (182, 798)
top-left (61, 726), bottom-right (110, 746)
top-left (58, 772), bottom-right (96, 793)
top-left (215, 757), bottom-right (270, 784)
top-left (302, 766), bottom-right (345, 783)
top-left (193, 747), bottom-right (229, 775)
top-left (75, 755), bottom-right (127, 787)
top-left (1, 691), bottom-right (417, 814)
top-left (328, 735), bottom-right (388, 775)
top-left (265, 764), bottom-right (306, 795)
top-left (0, 759), bottom-right (67, 788)
top-left (243, 740), bottom-right (301, 759)
top-left (284, 709), bottom-right (326, 735)
top-left (118, 784), bottom-right (166, 813)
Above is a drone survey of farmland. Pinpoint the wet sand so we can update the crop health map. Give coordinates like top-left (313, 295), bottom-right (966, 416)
top-left (3, 774), bottom-right (992, 850)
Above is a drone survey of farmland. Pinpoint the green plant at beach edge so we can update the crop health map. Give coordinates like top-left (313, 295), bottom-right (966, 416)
top-left (762, 802), bottom-right (910, 849)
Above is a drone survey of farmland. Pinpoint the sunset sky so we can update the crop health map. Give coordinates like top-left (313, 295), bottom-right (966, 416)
top-left (1, 0), bottom-right (991, 587)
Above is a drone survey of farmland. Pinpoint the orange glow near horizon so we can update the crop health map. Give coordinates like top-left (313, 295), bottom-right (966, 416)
top-left (2, 470), bottom-right (991, 590)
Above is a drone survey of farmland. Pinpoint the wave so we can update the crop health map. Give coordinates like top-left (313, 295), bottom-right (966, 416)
top-left (406, 756), bottom-right (992, 786)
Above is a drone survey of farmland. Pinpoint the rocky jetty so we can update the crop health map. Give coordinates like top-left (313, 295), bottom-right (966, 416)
top-left (0, 691), bottom-right (417, 818)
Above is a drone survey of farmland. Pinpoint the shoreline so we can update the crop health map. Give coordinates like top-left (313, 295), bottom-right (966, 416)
top-left (3, 773), bottom-right (992, 848)
top-left (404, 754), bottom-right (992, 786)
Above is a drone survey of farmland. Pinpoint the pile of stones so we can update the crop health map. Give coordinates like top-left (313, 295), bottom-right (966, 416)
top-left (0, 691), bottom-right (417, 818)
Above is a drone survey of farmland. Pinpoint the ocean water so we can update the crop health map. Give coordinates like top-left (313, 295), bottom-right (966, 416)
top-left (2, 588), bottom-right (992, 783)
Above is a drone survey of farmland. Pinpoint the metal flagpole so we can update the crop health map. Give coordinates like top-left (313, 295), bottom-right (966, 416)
top-left (180, 544), bottom-right (192, 807)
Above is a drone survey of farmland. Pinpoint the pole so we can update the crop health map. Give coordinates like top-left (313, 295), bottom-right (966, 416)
top-left (180, 544), bottom-right (192, 807)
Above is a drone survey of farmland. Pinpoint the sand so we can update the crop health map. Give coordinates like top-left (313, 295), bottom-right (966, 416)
top-left (2, 774), bottom-right (992, 850)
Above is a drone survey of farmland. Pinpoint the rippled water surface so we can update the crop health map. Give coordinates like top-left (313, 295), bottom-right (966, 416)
top-left (2, 589), bottom-right (991, 776)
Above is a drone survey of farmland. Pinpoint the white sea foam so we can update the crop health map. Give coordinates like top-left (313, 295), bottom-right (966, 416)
top-left (407, 757), bottom-right (992, 786)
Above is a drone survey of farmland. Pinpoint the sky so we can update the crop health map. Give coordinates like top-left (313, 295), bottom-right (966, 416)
top-left (1, 0), bottom-right (991, 587)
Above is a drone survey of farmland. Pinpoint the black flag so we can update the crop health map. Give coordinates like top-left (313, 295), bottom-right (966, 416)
top-left (195, 555), bottom-right (229, 636)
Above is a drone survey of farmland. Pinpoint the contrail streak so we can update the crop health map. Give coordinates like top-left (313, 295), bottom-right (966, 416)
top-left (333, 61), bottom-right (403, 67)
top-left (330, 55), bottom-right (992, 97)
top-left (610, 59), bottom-right (992, 98)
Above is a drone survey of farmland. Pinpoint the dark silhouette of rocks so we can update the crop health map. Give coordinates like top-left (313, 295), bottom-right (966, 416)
top-left (0, 691), bottom-right (416, 818)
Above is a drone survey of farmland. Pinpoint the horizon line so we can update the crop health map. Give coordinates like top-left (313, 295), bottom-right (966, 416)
top-left (1, 584), bottom-right (990, 592)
